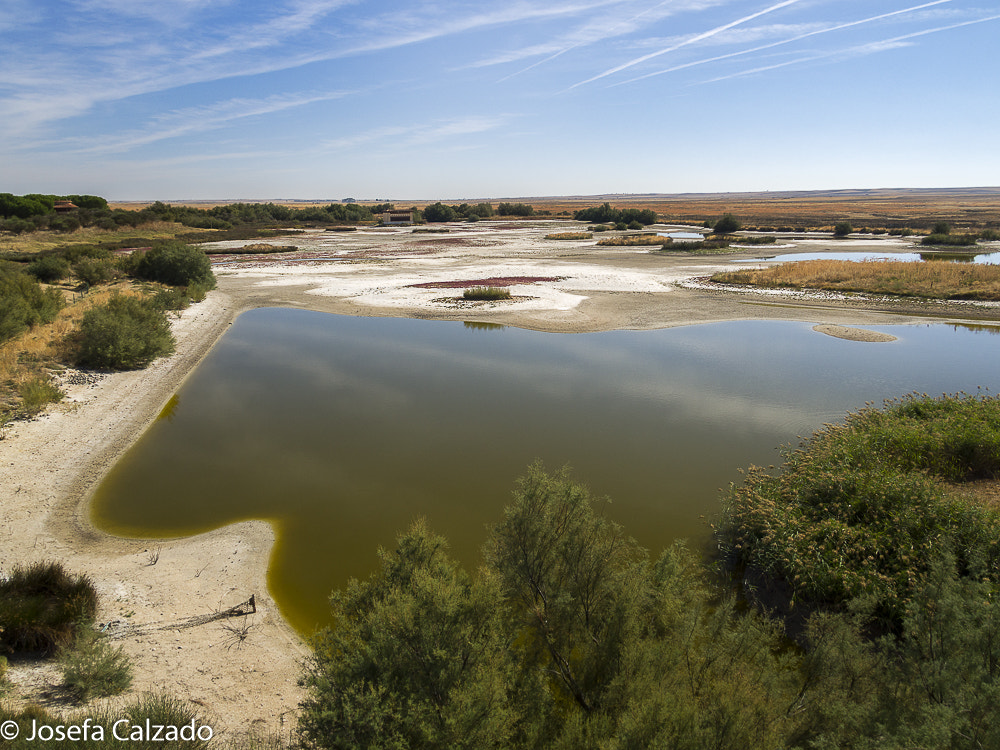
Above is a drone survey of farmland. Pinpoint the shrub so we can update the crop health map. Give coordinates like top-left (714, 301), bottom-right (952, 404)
top-left (28, 254), bottom-right (70, 282)
top-left (0, 562), bottom-right (98, 655)
top-left (719, 393), bottom-right (1000, 627)
top-left (933, 221), bottom-right (951, 235)
top-left (833, 221), bottom-right (852, 237)
top-left (0, 263), bottom-right (65, 343)
top-left (62, 630), bottom-right (133, 701)
top-left (73, 257), bottom-right (118, 286)
top-left (133, 241), bottom-right (215, 288)
top-left (713, 213), bottom-right (741, 235)
top-left (76, 295), bottom-right (175, 370)
top-left (980, 229), bottom-right (1000, 241)
top-left (150, 286), bottom-right (191, 312)
top-left (18, 376), bottom-right (63, 414)
top-left (463, 286), bottom-right (511, 300)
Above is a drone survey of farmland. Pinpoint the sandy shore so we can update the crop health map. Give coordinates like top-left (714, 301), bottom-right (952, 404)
top-left (2, 223), bottom-right (995, 738)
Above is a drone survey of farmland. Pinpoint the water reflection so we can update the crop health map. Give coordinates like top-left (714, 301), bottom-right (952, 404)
top-left (91, 312), bottom-right (1000, 633)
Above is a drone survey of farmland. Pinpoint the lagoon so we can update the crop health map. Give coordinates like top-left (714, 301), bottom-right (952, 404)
top-left (91, 310), bottom-right (1000, 633)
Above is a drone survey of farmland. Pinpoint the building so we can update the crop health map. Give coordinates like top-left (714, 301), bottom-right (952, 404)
top-left (382, 208), bottom-right (414, 226)
top-left (53, 201), bottom-right (78, 213)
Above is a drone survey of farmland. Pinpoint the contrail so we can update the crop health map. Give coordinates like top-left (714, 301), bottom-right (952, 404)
top-left (615, 0), bottom-right (952, 86)
top-left (699, 11), bottom-right (1000, 85)
top-left (569, 0), bottom-right (803, 89)
top-left (498, 0), bottom-right (675, 83)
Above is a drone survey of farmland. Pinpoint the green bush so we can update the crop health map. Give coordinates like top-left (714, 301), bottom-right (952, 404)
top-left (28, 254), bottom-right (70, 282)
top-left (150, 286), bottom-right (191, 312)
top-left (0, 562), bottom-right (98, 655)
top-left (713, 213), bottom-right (741, 235)
top-left (833, 221), bottom-right (852, 237)
top-left (73, 257), bottom-right (118, 286)
top-left (76, 295), bottom-right (175, 370)
top-left (133, 242), bottom-right (216, 289)
top-left (61, 630), bottom-right (133, 701)
top-left (719, 393), bottom-right (1000, 626)
top-left (0, 262), bottom-right (65, 343)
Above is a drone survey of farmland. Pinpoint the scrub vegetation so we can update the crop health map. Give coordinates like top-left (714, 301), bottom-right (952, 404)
top-left (0, 236), bottom-right (216, 420)
top-left (713, 258), bottom-right (1000, 300)
top-left (300, 396), bottom-right (1000, 749)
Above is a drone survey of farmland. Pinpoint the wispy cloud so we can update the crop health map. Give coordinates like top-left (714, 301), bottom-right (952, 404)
top-left (569, 0), bottom-right (804, 89)
top-left (477, 0), bottom-right (726, 81)
top-left (699, 11), bottom-right (1000, 84)
top-left (614, 0), bottom-right (954, 86)
top-left (323, 115), bottom-right (508, 151)
top-left (74, 91), bottom-right (352, 153)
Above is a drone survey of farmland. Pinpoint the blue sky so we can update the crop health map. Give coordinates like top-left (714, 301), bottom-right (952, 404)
top-left (2, 0), bottom-right (998, 200)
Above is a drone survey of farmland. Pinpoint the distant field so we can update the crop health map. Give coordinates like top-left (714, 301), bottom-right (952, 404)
top-left (110, 188), bottom-right (1000, 232)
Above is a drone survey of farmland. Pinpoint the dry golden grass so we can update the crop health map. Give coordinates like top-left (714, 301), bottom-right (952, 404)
top-left (545, 232), bottom-right (593, 240)
top-left (595, 234), bottom-right (665, 246)
top-left (713, 259), bottom-right (1000, 300)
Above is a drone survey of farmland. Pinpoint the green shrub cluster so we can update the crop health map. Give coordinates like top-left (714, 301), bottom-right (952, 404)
top-left (301, 452), bottom-right (1000, 749)
top-left (0, 262), bottom-right (64, 343)
top-left (713, 213), bottom-right (741, 234)
top-left (301, 465), bottom-right (806, 750)
top-left (573, 202), bottom-right (657, 226)
top-left (131, 241), bottom-right (216, 289)
top-left (28, 254), bottom-right (71, 282)
top-left (719, 393), bottom-right (1000, 626)
top-left (76, 295), bottom-right (175, 370)
top-left (0, 562), bottom-right (98, 655)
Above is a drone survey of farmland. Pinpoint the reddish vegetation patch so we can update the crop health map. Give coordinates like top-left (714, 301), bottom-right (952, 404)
top-left (411, 276), bottom-right (564, 289)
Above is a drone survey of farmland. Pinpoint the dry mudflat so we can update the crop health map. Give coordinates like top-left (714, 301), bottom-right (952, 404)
top-left (2, 220), bottom-right (997, 739)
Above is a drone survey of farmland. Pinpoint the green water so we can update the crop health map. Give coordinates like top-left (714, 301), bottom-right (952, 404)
top-left (90, 311), bottom-right (1000, 634)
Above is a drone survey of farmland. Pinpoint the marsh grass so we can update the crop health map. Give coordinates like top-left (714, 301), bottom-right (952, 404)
top-left (0, 562), bottom-right (99, 655)
top-left (463, 286), bottom-right (512, 301)
top-left (719, 393), bottom-right (1000, 627)
top-left (595, 234), bottom-right (662, 246)
top-left (712, 258), bottom-right (1000, 300)
top-left (545, 232), bottom-right (592, 240)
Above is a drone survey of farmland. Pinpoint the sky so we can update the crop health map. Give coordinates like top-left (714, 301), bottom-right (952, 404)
top-left (2, 0), bottom-right (998, 200)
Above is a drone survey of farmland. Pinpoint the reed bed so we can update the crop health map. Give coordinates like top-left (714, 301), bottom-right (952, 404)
top-left (595, 234), bottom-right (663, 246)
top-left (713, 259), bottom-right (1000, 300)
